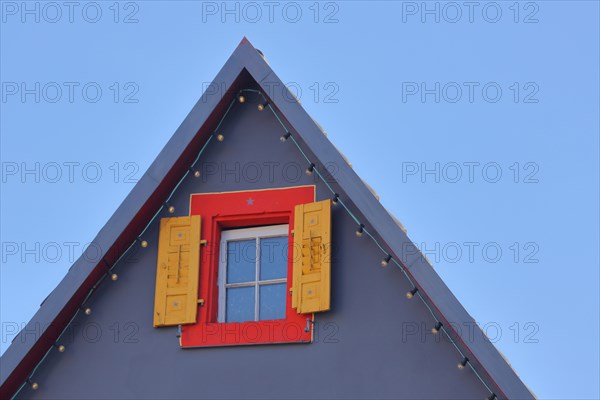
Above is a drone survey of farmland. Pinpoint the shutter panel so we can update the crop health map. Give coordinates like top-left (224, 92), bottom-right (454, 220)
top-left (292, 199), bottom-right (331, 313)
top-left (153, 215), bottom-right (201, 327)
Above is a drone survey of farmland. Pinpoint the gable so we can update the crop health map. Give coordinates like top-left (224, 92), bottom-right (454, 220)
top-left (0, 39), bottom-right (532, 400)
top-left (7, 101), bottom-right (487, 399)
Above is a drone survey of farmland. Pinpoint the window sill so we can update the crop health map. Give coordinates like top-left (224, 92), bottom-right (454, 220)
top-left (181, 318), bottom-right (313, 347)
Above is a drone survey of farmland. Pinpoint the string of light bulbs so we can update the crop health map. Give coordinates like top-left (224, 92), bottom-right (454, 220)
top-left (13, 97), bottom-right (233, 398)
top-left (15, 88), bottom-right (498, 400)
top-left (253, 89), bottom-right (498, 399)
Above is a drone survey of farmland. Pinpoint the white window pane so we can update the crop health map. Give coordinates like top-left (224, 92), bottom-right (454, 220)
top-left (226, 240), bottom-right (256, 284)
top-left (259, 283), bottom-right (287, 321)
top-left (226, 287), bottom-right (255, 322)
top-left (259, 237), bottom-right (288, 280)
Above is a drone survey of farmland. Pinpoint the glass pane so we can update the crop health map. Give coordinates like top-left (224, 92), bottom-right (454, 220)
top-left (226, 240), bottom-right (256, 284)
top-left (226, 287), bottom-right (255, 323)
top-left (259, 236), bottom-right (288, 280)
top-left (259, 283), bottom-right (287, 320)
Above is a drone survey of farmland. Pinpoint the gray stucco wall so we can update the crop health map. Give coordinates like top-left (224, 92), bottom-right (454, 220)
top-left (18, 101), bottom-right (489, 399)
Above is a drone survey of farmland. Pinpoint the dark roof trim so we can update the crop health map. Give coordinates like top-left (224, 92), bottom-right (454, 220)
top-left (0, 38), bottom-right (533, 400)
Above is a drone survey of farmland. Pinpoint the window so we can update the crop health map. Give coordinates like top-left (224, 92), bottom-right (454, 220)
top-left (218, 225), bottom-right (289, 323)
top-left (181, 186), bottom-right (317, 347)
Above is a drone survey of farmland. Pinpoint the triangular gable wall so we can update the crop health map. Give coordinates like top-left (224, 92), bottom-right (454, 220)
top-left (0, 38), bottom-right (533, 400)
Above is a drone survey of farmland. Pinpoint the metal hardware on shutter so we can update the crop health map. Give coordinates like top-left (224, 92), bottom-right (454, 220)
top-left (304, 317), bottom-right (315, 332)
top-left (175, 245), bottom-right (181, 283)
top-left (307, 231), bottom-right (314, 272)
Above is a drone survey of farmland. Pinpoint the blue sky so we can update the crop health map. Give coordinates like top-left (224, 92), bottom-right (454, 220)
top-left (1, 1), bottom-right (598, 399)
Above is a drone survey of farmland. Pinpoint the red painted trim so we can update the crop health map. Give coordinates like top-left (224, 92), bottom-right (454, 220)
top-left (181, 186), bottom-right (315, 347)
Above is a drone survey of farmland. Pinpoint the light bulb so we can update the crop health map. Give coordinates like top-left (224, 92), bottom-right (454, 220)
top-left (141, 240), bottom-right (148, 248)
top-left (110, 273), bottom-right (118, 281)
top-left (194, 170), bottom-right (201, 178)
top-left (356, 224), bottom-right (364, 237)
top-left (238, 93), bottom-right (245, 103)
top-left (216, 133), bottom-right (224, 142)
top-left (30, 381), bottom-right (39, 390)
top-left (168, 206), bottom-right (175, 214)
top-left (458, 357), bottom-right (468, 370)
top-left (332, 194), bottom-right (339, 205)
top-left (381, 254), bottom-right (392, 267)
top-left (258, 102), bottom-right (268, 111)
top-left (406, 287), bottom-right (418, 299)
top-left (280, 131), bottom-right (291, 142)
top-left (84, 307), bottom-right (92, 315)
top-left (57, 344), bottom-right (66, 353)
top-left (305, 163), bottom-right (315, 176)
top-left (432, 322), bottom-right (443, 334)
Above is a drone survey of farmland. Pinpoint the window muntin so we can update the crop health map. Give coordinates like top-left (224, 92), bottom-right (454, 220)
top-left (218, 225), bottom-right (289, 323)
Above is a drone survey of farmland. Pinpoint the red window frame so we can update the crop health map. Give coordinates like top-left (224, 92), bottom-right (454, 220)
top-left (180, 186), bottom-right (315, 347)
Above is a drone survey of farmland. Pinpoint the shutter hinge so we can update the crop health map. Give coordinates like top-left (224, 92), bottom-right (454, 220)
top-left (200, 240), bottom-right (207, 245)
top-left (304, 318), bottom-right (315, 332)
top-left (197, 299), bottom-right (205, 306)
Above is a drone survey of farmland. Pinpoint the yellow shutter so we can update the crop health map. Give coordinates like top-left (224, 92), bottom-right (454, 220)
top-left (292, 199), bottom-right (331, 313)
top-left (153, 215), bottom-right (201, 327)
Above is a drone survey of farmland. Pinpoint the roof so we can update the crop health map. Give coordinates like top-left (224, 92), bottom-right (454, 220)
top-left (0, 38), bottom-right (534, 400)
